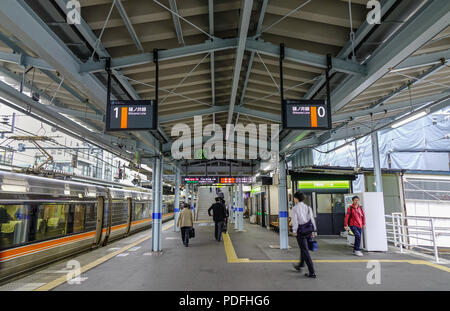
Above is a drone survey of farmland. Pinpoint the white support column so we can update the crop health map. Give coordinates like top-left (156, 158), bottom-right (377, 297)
top-left (278, 158), bottom-right (289, 249)
top-left (238, 183), bottom-right (244, 231)
top-left (233, 186), bottom-right (239, 230)
top-left (152, 157), bottom-right (163, 252)
top-left (190, 184), bottom-right (195, 212)
top-left (174, 167), bottom-right (180, 232)
top-left (371, 131), bottom-right (383, 192)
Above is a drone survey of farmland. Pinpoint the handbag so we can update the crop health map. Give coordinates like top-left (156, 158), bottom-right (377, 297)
top-left (308, 237), bottom-right (318, 251)
top-left (222, 221), bottom-right (227, 233)
top-left (189, 227), bottom-right (195, 238)
top-left (298, 220), bottom-right (314, 235)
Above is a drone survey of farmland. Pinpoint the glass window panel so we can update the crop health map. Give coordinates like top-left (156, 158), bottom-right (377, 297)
top-left (317, 194), bottom-right (332, 214)
top-left (332, 194), bottom-right (346, 214)
top-left (0, 204), bottom-right (30, 249)
top-left (73, 204), bottom-right (85, 233)
top-left (37, 204), bottom-right (69, 240)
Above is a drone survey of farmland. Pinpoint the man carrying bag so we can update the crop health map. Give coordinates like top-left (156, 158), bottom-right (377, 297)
top-left (291, 191), bottom-right (317, 278)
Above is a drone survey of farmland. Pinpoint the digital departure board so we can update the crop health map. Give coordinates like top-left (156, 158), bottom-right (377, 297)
top-left (282, 99), bottom-right (331, 130)
top-left (182, 176), bottom-right (253, 185)
top-left (183, 177), bottom-right (218, 184)
top-left (106, 100), bottom-right (157, 131)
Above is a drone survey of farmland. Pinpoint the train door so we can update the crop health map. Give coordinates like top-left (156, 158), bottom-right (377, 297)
top-left (93, 196), bottom-right (104, 246)
top-left (125, 198), bottom-right (132, 236)
top-left (102, 190), bottom-right (113, 246)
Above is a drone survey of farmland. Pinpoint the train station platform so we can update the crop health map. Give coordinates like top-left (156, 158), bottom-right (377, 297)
top-left (1, 219), bottom-right (449, 291)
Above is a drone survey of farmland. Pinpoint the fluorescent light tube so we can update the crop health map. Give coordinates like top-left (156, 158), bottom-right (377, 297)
top-left (391, 110), bottom-right (428, 128)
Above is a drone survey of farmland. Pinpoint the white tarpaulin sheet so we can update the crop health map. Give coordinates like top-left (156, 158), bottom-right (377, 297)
top-left (314, 112), bottom-right (450, 171)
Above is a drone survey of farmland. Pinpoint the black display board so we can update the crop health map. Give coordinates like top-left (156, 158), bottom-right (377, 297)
top-left (182, 176), bottom-right (253, 184)
top-left (282, 99), bottom-right (331, 130)
top-left (105, 100), bottom-right (157, 131)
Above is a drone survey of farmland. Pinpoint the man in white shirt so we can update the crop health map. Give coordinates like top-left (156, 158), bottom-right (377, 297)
top-left (291, 192), bottom-right (317, 278)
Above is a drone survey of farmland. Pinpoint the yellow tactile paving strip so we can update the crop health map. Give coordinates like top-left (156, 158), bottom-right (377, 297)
top-left (222, 232), bottom-right (450, 273)
top-left (34, 223), bottom-right (174, 291)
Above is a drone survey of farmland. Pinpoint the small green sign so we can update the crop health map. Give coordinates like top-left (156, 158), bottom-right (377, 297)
top-left (297, 180), bottom-right (349, 189)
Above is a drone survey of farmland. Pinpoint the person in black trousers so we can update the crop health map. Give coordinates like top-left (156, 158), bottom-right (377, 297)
top-left (291, 192), bottom-right (317, 278)
top-left (208, 197), bottom-right (228, 242)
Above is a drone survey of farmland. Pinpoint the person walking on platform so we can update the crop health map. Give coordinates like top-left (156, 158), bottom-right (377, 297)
top-left (344, 196), bottom-right (366, 257)
top-left (177, 203), bottom-right (194, 247)
top-left (291, 192), bottom-right (317, 278)
top-left (208, 197), bottom-right (228, 242)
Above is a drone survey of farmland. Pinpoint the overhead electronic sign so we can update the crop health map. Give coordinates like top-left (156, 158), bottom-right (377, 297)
top-left (182, 176), bottom-right (253, 185)
top-left (106, 100), bottom-right (157, 131)
top-left (282, 99), bottom-right (331, 130)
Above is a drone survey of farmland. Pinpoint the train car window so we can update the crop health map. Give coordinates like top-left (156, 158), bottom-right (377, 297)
top-left (84, 203), bottom-right (97, 232)
top-left (37, 204), bottom-right (69, 240)
top-left (142, 202), bottom-right (151, 219)
top-left (111, 201), bottom-right (127, 226)
top-left (72, 204), bottom-right (86, 233)
top-left (0, 204), bottom-right (30, 250)
top-left (133, 203), bottom-right (141, 221)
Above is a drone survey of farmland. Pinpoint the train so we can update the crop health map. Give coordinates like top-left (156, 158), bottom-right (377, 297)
top-left (0, 171), bottom-right (174, 282)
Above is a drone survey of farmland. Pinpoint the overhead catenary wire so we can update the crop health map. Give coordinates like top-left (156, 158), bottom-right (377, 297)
top-left (160, 52), bottom-right (211, 104)
top-left (124, 76), bottom-right (212, 107)
top-left (255, 0), bottom-right (313, 39)
top-left (153, 0), bottom-right (215, 41)
top-left (90, 0), bottom-right (116, 60)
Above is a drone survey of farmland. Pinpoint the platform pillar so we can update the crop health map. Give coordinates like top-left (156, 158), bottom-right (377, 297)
top-left (371, 131), bottom-right (383, 192)
top-left (152, 156), bottom-right (163, 252)
top-left (234, 186), bottom-right (238, 229)
top-left (278, 158), bottom-right (289, 249)
top-left (174, 167), bottom-right (180, 232)
top-left (190, 184), bottom-right (195, 212)
top-left (238, 183), bottom-right (244, 231)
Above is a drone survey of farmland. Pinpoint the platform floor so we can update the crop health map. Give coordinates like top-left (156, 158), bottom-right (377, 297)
top-left (1, 219), bottom-right (449, 291)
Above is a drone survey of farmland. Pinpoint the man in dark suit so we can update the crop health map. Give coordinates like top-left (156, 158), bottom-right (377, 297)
top-left (208, 197), bottom-right (228, 242)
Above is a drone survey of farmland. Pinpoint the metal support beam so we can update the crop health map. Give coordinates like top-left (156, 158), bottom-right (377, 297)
top-left (246, 39), bottom-right (367, 76)
top-left (278, 157), bottom-right (289, 249)
top-left (288, 94), bottom-right (450, 151)
top-left (235, 106), bottom-right (281, 123)
top-left (0, 79), bottom-right (136, 160)
top-left (282, 0), bottom-right (450, 153)
top-left (393, 48), bottom-right (450, 72)
top-left (369, 62), bottom-right (447, 110)
top-left (168, 0), bottom-right (184, 45)
top-left (239, 0), bottom-right (269, 107)
top-left (174, 166), bottom-right (181, 232)
top-left (333, 90), bottom-right (450, 124)
top-left (330, 0), bottom-right (450, 114)
top-left (80, 38), bottom-right (238, 73)
top-left (226, 0), bottom-right (254, 126)
top-left (53, 0), bottom-right (169, 145)
top-left (152, 156), bottom-right (163, 252)
top-left (208, 0), bottom-right (215, 106)
top-left (371, 131), bottom-right (383, 192)
top-left (238, 183), bottom-right (244, 231)
top-left (113, 0), bottom-right (144, 53)
top-left (0, 50), bottom-right (53, 71)
top-left (159, 106), bottom-right (228, 123)
top-left (190, 182), bottom-right (194, 211)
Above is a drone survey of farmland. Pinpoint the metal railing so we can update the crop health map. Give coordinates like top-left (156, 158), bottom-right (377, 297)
top-left (386, 213), bottom-right (450, 263)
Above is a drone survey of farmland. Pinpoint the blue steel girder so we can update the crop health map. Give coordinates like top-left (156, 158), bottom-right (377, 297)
top-left (330, 0), bottom-right (450, 115)
top-left (281, 0), bottom-right (450, 154)
top-left (0, 0), bottom-right (165, 155)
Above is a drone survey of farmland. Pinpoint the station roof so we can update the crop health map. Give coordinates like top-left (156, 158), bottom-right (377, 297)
top-left (0, 0), bottom-right (448, 168)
